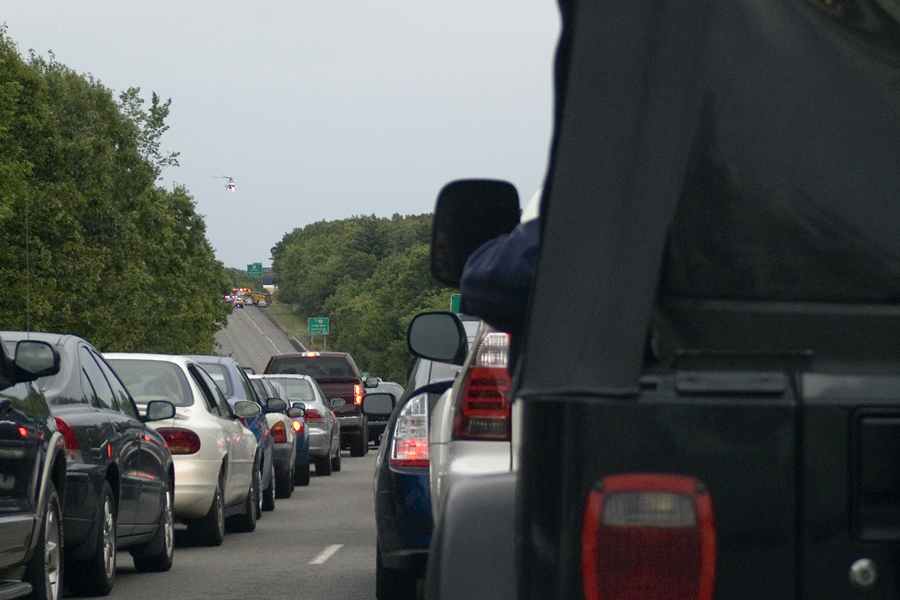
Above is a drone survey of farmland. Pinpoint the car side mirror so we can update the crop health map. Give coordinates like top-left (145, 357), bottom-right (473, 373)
top-left (145, 400), bottom-right (176, 421)
top-left (365, 376), bottom-right (379, 388)
top-left (233, 400), bottom-right (262, 419)
top-left (13, 340), bottom-right (60, 381)
top-left (287, 407), bottom-right (304, 419)
top-left (266, 397), bottom-right (287, 413)
top-left (431, 179), bottom-right (521, 287)
top-left (407, 311), bottom-right (468, 365)
top-left (291, 402), bottom-right (307, 411)
top-left (363, 393), bottom-right (395, 417)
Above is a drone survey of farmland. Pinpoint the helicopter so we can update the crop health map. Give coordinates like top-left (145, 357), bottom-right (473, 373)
top-left (214, 176), bottom-right (236, 191)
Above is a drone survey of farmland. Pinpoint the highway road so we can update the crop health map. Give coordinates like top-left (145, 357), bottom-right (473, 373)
top-left (215, 305), bottom-right (299, 373)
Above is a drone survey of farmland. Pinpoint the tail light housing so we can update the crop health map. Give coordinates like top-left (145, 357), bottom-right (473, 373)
top-left (292, 419), bottom-right (304, 433)
top-left (271, 421), bottom-right (288, 443)
top-left (390, 392), bottom-right (429, 467)
top-left (157, 427), bottom-right (202, 455)
top-left (453, 329), bottom-right (511, 441)
top-left (582, 474), bottom-right (716, 600)
top-left (304, 408), bottom-right (324, 423)
top-left (54, 417), bottom-right (81, 459)
top-left (354, 384), bottom-right (364, 405)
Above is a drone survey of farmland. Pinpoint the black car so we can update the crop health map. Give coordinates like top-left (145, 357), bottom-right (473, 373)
top-left (0, 335), bottom-right (66, 600)
top-left (2, 332), bottom-right (175, 597)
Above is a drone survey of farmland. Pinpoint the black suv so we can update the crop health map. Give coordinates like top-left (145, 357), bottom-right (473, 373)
top-left (0, 335), bottom-right (66, 600)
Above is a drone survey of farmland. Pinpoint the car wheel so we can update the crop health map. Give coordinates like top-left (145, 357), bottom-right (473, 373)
top-left (131, 481), bottom-right (174, 572)
top-left (294, 460), bottom-right (311, 486)
top-left (331, 444), bottom-right (342, 472)
top-left (315, 453), bottom-right (333, 476)
top-left (276, 470), bottom-right (293, 499)
top-left (189, 476), bottom-right (225, 546)
top-left (262, 458), bottom-right (276, 512)
top-left (68, 481), bottom-right (117, 596)
top-left (349, 429), bottom-right (367, 457)
top-left (376, 545), bottom-right (417, 600)
top-left (227, 464), bottom-right (258, 533)
top-left (24, 483), bottom-right (63, 600)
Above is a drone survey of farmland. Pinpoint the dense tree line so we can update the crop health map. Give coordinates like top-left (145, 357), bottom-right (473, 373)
top-left (0, 30), bottom-right (230, 353)
top-left (271, 213), bottom-right (454, 382)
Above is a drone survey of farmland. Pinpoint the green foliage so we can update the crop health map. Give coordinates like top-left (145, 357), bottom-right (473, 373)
top-left (271, 213), bottom-right (451, 383)
top-left (0, 30), bottom-right (229, 353)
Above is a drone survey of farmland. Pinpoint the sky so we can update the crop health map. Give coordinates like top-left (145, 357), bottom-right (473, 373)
top-left (3, 1), bottom-right (561, 270)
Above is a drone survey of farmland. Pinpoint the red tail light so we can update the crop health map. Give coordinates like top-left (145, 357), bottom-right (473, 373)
top-left (390, 393), bottom-right (429, 467)
top-left (354, 384), bottom-right (363, 405)
top-left (271, 421), bottom-right (288, 443)
top-left (54, 417), bottom-right (81, 457)
top-left (292, 419), bottom-right (304, 433)
top-left (582, 474), bottom-right (716, 600)
top-left (157, 427), bottom-right (202, 455)
top-left (304, 408), bottom-right (324, 423)
top-left (453, 330), bottom-right (511, 441)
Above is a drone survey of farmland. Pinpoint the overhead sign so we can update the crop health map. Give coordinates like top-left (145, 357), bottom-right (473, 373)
top-left (247, 263), bottom-right (263, 277)
top-left (308, 317), bottom-right (329, 335)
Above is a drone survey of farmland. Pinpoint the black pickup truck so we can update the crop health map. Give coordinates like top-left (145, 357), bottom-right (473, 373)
top-left (419, 0), bottom-right (900, 599)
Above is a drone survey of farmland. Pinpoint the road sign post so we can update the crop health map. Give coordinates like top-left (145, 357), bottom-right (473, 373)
top-left (308, 317), bottom-right (330, 350)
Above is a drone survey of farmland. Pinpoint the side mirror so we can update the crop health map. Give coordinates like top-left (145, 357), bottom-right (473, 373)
top-left (14, 340), bottom-right (60, 381)
top-left (407, 311), bottom-right (468, 365)
top-left (365, 376), bottom-right (379, 388)
top-left (266, 397), bottom-right (287, 413)
top-left (291, 402), bottom-right (307, 411)
top-left (145, 400), bottom-right (176, 421)
top-left (287, 407), bottom-right (304, 419)
top-left (233, 400), bottom-right (262, 419)
top-left (431, 179), bottom-right (521, 287)
top-left (363, 393), bottom-right (395, 417)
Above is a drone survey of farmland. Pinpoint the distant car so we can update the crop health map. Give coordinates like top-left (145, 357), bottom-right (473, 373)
top-left (105, 354), bottom-right (262, 546)
top-left (264, 351), bottom-right (375, 457)
top-left (187, 355), bottom-right (279, 513)
top-left (2, 332), bottom-right (176, 596)
top-left (234, 299), bottom-right (244, 308)
top-left (0, 335), bottom-right (66, 600)
top-left (366, 380), bottom-right (405, 446)
top-left (364, 313), bottom-right (479, 600)
top-left (256, 300), bottom-right (267, 308)
top-left (248, 375), bottom-right (308, 495)
top-left (259, 374), bottom-right (341, 477)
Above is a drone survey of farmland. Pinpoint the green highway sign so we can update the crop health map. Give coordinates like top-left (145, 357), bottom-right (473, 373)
top-left (247, 262), bottom-right (263, 277)
top-left (450, 293), bottom-right (462, 314)
top-left (308, 317), bottom-right (329, 335)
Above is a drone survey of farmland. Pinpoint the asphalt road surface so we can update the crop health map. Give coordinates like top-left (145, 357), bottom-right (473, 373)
top-left (104, 450), bottom-right (379, 600)
top-left (215, 305), bottom-right (298, 373)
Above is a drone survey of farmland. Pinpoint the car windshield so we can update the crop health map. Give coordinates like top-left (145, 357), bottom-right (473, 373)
top-left (107, 359), bottom-right (193, 407)
top-left (198, 363), bottom-right (233, 396)
top-left (266, 377), bottom-right (316, 402)
top-left (268, 357), bottom-right (353, 379)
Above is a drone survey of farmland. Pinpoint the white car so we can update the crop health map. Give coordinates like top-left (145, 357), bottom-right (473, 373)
top-left (105, 353), bottom-right (261, 546)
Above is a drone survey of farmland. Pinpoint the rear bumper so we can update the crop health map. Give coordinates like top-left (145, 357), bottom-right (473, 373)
top-left (375, 465), bottom-right (432, 572)
top-left (171, 457), bottom-right (220, 519)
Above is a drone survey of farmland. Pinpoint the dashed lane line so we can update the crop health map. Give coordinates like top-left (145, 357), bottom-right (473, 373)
top-left (309, 544), bottom-right (343, 565)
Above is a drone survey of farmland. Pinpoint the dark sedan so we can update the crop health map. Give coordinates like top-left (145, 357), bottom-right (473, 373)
top-left (2, 332), bottom-right (175, 597)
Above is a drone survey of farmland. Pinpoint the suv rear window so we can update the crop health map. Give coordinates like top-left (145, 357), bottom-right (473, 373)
top-left (268, 357), bottom-right (353, 379)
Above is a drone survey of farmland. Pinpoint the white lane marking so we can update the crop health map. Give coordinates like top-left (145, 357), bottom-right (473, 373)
top-left (309, 544), bottom-right (343, 565)
top-left (240, 310), bottom-right (281, 352)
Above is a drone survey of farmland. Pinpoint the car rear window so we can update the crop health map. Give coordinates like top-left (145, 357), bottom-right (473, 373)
top-left (107, 359), bottom-right (193, 407)
top-left (268, 357), bottom-right (354, 379)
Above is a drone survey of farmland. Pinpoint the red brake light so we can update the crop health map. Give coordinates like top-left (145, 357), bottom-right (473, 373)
top-left (582, 474), bottom-right (716, 600)
top-left (157, 427), bottom-right (202, 455)
top-left (291, 419), bottom-right (304, 433)
top-left (54, 417), bottom-right (80, 455)
top-left (271, 421), bottom-right (288, 443)
top-left (354, 384), bottom-right (363, 405)
top-left (390, 393), bottom-right (429, 467)
top-left (453, 330), bottom-right (511, 441)
top-left (303, 408), bottom-right (324, 423)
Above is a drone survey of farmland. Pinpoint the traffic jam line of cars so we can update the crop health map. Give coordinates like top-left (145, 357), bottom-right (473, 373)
top-left (0, 332), bottom-right (379, 600)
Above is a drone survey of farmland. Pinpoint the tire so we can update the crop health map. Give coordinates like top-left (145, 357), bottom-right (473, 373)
top-left (24, 483), bottom-right (63, 600)
top-left (315, 453), bottom-right (333, 476)
top-left (275, 466), bottom-right (293, 499)
top-left (67, 481), bottom-right (116, 596)
top-left (189, 477), bottom-right (225, 546)
top-left (131, 482), bottom-right (174, 572)
top-left (376, 545), bottom-right (417, 600)
top-left (262, 459), bottom-right (276, 512)
top-left (227, 465), bottom-right (258, 533)
top-left (331, 444), bottom-right (342, 473)
top-left (294, 460), bottom-right (310, 486)
top-left (349, 429), bottom-right (367, 457)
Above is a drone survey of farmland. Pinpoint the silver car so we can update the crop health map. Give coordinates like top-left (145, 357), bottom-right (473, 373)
top-left (258, 374), bottom-right (342, 476)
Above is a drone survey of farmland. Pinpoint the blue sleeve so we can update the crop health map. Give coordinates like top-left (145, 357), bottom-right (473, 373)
top-left (459, 219), bottom-right (539, 335)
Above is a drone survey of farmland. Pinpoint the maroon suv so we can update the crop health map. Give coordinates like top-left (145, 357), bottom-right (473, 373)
top-left (264, 352), bottom-right (375, 456)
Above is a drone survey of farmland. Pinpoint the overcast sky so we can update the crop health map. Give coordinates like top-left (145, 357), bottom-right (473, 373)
top-left (3, 1), bottom-right (560, 270)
